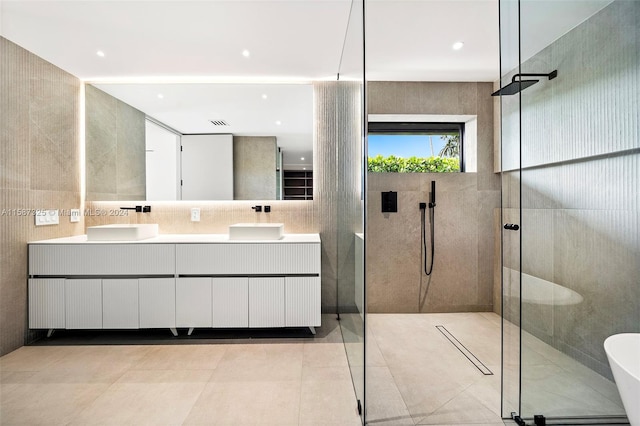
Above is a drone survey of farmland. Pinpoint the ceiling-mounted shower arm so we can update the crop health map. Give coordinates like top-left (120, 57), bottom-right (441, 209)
top-left (511, 70), bottom-right (558, 83)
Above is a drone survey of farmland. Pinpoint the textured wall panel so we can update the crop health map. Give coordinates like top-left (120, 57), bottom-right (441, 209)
top-left (102, 279), bottom-right (139, 329)
top-left (176, 243), bottom-right (320, 275)
top-left (314, 81), bottom-right (364, 312)
top-left (85, 200), bottom-right (317, 235)
top-left (138, 278), bottom-right (175, 328)
top-left (2, 37), bottom-right (82, 354)
top-left (64, 279), bottom-right (102, 329)
top-left (212, 277), bottom-right (249, 327)
top-left (248, 277), bottom-right (284, 327)
top-left (28, 279), bottom-right (65, 329)
top-left (176, 278), bottom-right (212, 327)
top-left (285, 276), bottom-right (321, 327)
top-left (29, 244), bottom-right (175, 276)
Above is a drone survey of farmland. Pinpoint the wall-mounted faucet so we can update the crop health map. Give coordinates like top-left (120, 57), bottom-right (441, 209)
top-left (120, 205), bottom-right (151, 213)
top-left (251, 205), bottom-right (262, 212)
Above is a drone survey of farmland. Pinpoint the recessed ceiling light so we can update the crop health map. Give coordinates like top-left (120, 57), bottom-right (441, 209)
top-left (157, 94), bottom-right (164, 99)
top-left (303, 167), bottom-right (306, 170)
top-left (452, 41), bottom-right (464, 50)
top-left (96, 50), bottom-right (105, 57)
top-left (242, 49), bottom-right (250, 58)
top-left (262, 94), bottom-right (268, 100)
top-left (275, 120), bottom-right (282, 126)
top-left (300, 157), bottom-right (305, 161)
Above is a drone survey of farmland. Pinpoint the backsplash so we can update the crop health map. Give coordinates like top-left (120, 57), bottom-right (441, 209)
top-left (84, 200), bottom-right (317, 235)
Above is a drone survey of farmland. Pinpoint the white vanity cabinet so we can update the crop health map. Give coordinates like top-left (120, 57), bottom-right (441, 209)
top-left (176, 278), bottom-right (212, 328)
top-left (65, 279), bottom-right (102, 329)
top-left (139, 278), bottom-right (176, 329)
top-left (249, 277), bottom-right (285, 327)
top-left (212, 277), bottom-right (249, 327)
top-left (102, 279), bottom-right (139, 329)
top-left (28, 234), bottom-right (321, 335)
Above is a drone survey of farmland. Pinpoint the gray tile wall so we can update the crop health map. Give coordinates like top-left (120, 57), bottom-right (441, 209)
top-left (233, 136), bottom-right (277, 200)
top-left (0, 37), bottom-right (83, 355)
top-left (366, 81), bottom-right (500, 313)
top-left (85, 85), bottom-right (145, 201)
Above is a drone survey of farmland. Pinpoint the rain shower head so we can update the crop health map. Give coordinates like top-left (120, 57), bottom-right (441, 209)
top-left (491, 70), bottom-right (558, 96)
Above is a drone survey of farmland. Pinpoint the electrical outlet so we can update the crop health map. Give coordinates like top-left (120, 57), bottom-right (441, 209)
top-left (190, 207), bottom-right (200, 222)
top-left (70, 209), bottom-right (81, 223)
top-left (35, 209), bottom-right (59, 226)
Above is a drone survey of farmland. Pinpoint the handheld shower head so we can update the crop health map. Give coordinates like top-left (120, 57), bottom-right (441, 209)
top-left (429, 181), bottom-right (436, 208)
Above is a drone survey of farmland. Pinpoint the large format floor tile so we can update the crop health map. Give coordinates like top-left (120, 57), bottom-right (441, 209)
top-left (367, 312), bottom-right (625, 425)
top-left (0, 315), bottom-right (361, 426)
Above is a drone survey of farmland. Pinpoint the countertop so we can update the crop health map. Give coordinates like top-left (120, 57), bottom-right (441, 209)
top-left (29, 233), bottom-right (321, 244)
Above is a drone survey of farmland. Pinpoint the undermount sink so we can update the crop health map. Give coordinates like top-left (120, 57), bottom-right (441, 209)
top-left (228, 223), bottom-right (284, 240)
top-left (87, 224), bottom-right (159, 241)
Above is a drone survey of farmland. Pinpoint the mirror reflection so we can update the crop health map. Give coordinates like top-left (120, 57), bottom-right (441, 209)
top-left (85, 82), bottom-right (313, 201)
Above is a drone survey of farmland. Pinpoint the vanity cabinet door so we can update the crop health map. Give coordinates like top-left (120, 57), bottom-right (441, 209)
top-left (139, 278), bottom-right (176, 328)
top-left (28, 278), bottom-right (66, 329)
top-left (65, 279), bottom-right (102, 329)
top-left (249, 277), bottom-right (285, 327)
top-left (176, 278), bottom-right (212, 327)
top-left (285, 277), bottom-right (321, 327)
top-left (103, 279), bottom-right (139, 329)
top-left (212, 277), bottom-right (249, 327)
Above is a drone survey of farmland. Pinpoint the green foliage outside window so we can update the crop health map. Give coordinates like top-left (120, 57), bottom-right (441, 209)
top-left (367, 155), bottom-right (460, 173)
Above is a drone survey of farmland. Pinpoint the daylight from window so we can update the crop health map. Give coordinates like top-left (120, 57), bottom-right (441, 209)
top-left (368, 133), bottom-right (460, 173)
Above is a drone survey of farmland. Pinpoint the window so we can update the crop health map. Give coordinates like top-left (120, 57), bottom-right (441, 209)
top-left (368, 122), bottom-right (463, 172)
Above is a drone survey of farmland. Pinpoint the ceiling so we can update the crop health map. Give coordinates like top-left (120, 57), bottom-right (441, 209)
top-left (1, 0), bottom-right (611, 166)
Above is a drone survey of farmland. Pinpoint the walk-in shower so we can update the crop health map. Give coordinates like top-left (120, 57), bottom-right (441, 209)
top-left (499, 0), bottom-right (639, 424)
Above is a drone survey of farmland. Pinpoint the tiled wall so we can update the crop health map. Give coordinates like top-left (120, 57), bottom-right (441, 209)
top-left (0, 37), bottom-right (83, 355)
top-left (85, 200), bottom-right (316, 235)
top-left (366, 81), bottom-right (500, 313)
top-left (313, 81), bottom-right (363, 312)
top-left (233, 136), bottom-right (277, 200)
top-left (500, 0), bottom-right (639, 378)
top-left (85, 84), bottom-right (146, 201)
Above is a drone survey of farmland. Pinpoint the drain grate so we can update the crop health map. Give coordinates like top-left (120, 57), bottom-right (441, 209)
top-left (436, 325), bottom-right (493, 375)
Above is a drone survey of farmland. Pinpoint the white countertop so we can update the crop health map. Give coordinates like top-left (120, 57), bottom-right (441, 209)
top-left (29, 233), bottom-right (321, 244)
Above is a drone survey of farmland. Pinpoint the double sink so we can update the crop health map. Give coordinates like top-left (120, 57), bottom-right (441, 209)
top-left (87, 223), bottom-right (284, 241)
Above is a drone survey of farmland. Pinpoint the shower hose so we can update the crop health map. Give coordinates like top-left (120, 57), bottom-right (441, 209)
top-left (421, 205), bottom-right (435, 276)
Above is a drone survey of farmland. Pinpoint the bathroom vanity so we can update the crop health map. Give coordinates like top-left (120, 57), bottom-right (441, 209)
top-left (28, 233), bottom-right (321, 336)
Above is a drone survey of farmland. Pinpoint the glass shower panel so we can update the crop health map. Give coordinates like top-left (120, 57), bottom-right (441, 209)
top-left (498, 0), bottom-right (522, 419)
top-left (518, 0), bottom-right (639, 422)
top-left (336, 0), bottom-right (365, 423)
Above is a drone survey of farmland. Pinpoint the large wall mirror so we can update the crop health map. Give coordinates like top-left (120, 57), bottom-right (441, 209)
top-left (85, 82), bottom-right (313, 201)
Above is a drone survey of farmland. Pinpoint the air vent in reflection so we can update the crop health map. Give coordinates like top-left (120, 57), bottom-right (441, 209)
top-left (210, 120), bottom-right (229, 126)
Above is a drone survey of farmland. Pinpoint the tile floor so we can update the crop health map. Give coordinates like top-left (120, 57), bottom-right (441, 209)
top-left (0, 312), bottom-right (626, 426)
top-left (365, 312), bottom-right (625, 425)
top-left (0, 314), bottom-right (362, 426)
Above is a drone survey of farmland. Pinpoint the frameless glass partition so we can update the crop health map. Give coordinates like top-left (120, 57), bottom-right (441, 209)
top-left (501, 0), bottom-right (640, 423)
top-left (335, 0), bottom-right (366, 423)
top-left (498, 0), bottom-right (522, 419)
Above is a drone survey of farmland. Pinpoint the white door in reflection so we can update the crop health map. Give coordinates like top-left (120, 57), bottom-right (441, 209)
top-left (145, 120), bottom-right (179, 200)
top-left (180, 134), bottom-right (233, 200)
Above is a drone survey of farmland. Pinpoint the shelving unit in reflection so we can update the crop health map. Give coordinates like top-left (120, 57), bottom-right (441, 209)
top-left (283, 170), bottom-right (313, 200)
